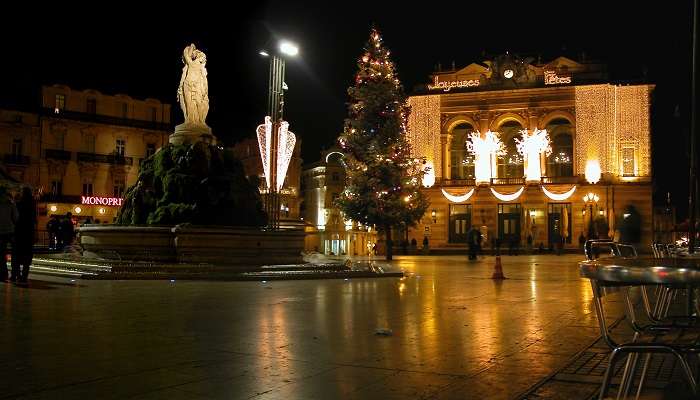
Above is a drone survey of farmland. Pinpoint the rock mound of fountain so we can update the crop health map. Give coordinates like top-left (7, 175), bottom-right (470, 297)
top-left (117, 141), bottom-right (266, 226)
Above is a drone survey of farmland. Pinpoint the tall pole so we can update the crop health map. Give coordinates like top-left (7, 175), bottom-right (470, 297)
top-left (690, 0), bottom-right (698, 252)
top-left (267, 55), bottom-right (285, 230)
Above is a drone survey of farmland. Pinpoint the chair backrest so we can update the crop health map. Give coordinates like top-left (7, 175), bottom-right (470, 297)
top-left (584, 239), bottom-right (618, 260)
top-left (585, 239), bottom-right (638, 260)
top-left (617, 244), bottom-right (638, 258)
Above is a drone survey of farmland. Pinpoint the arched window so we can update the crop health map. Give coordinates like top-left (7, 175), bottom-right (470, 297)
top-left (497, 120), bottom-right (524, 178)
top-left (545, 119), bottom-right (573, 177)
top-left (450, 123), bottom-right (475, 179)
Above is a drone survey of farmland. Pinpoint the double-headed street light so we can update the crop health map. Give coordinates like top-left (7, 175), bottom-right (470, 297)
top-left (583, 192), bottom-right (599, 238)
top-left (256, 40), bottom-right (299, 230)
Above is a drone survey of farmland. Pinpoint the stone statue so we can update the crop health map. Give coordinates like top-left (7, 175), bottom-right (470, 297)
top-left (171, 44), bottom-right (215, 145)
top-left (178, 44), bottom-right (209, 127)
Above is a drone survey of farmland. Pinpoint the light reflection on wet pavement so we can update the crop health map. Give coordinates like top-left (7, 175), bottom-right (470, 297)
top-left (1, 254), bottom-right (605, 399)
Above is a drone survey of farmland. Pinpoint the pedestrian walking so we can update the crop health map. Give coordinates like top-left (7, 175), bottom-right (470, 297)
top-left (0, 187), bottom-right (18, 281)
top-left (11, 187), bottom-right (36, 283)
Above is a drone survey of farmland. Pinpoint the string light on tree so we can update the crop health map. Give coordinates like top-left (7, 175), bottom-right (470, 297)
top-left (336, 27), bottom-right (429, 261)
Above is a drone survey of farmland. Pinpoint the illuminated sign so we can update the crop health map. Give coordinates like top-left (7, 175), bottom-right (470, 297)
top-left (544, 70), bottom-right (572, 85)
top-left (81, 196), bottom-right (124, 207)
top-left (427, 76), bottom-right (480, 92)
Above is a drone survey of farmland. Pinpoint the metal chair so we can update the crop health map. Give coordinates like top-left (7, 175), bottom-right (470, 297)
top-left (590, 276), bottom-right (700, 399)
top-left (584, 240), bottom-right (700, 399)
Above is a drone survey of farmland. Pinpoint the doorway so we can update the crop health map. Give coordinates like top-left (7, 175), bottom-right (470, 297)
top-left (498, 203), bottom-right (521, 245)
top-left (449, 204), bottom-right (472, 243)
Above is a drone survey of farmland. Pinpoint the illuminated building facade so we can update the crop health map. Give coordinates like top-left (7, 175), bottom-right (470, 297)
top-left (0, 85), bottom-right (171, 231)
top-left (301, 150), bottom-right (374, 255)
top-left (408, 55), bottom-right (653, 249)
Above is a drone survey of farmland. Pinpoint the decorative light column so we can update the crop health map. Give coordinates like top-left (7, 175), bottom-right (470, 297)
top-left (515, 128), bottom-right (551, 183)
top-left (467, 130), bottom-right (504, 185)
top-left (257, 41), bottom-right (299, 229)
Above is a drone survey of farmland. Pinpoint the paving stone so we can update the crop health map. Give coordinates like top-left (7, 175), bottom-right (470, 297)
top-left (1, 255), bottom-right (605, 399)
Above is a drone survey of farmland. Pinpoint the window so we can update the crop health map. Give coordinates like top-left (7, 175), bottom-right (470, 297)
top-left (83, 134), bottom-right (95, 153)
top-left (622, 147), bottom-right (635, 176)
top-left (113, 178), bottom-right (125, 197)
top-left (116, 139), bottom-right (126, 156)
top-left (54, 94), bottom-right (65, 112)
top-left (50, 180), bottom-right (62, 196)
top-left (151, 107), bottom-right (158, 122)
top-left (545, 119), bottom-right (574, 177)
top-left (86, 98), bottom-right (97, 114)
top-left (331, 172), bottom-right (340, 182)
top-left (497, 121), bottom-right (524, 178)
top-left (55, 131), bottom-right (65, 149)
top-left (146, 143), bottom-right (156, 158)
top-left (82, 182), bottom-right (93, 196)
top-left (450, 123), bottom-right (475, 180)
top-left (121, 103), bottom-right (128, 118)
top-left (11, 139), bottom-right (22, 157)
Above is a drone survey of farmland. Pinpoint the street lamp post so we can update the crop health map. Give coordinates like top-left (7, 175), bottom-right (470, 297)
top-left (583, 192), bottom-right (599, 239)
top-left (260, 41), bottom-right (298, 230)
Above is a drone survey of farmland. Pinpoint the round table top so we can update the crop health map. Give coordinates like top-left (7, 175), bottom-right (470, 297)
top-left (579, 257), bottom-right (700, 285)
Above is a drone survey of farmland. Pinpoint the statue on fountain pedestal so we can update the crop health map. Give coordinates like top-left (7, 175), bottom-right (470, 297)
top-left (171, 43), bottom-right (216, 145)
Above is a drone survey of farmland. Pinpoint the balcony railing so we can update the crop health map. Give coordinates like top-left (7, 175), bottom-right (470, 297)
top-left (540, 175), bottom-right (580, 184)
top-left (45, 149), bottom-right (72, 161)
top-left (490, 177), bottom-right (525, 185)
top-left (77, 152), bottom-right (133, 166)
top-left (40, 194), bottom-right (82, 204)
top-left (3, 154), bottom-right (30, 165)
top-left (42, 108), bottom-right (171, 132)
top-left (442, 178), bottom-right (476, 187)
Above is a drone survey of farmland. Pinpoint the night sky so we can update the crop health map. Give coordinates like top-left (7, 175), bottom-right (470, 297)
top-left (1, 2), bottom-right (695, 217)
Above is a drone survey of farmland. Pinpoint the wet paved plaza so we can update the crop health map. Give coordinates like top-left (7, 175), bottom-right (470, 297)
top-left (1, 254), bottom-right (605, 399)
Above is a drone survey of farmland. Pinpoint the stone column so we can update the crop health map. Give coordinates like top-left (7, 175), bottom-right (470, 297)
top-left (440, 133), bottom-right (451, 180)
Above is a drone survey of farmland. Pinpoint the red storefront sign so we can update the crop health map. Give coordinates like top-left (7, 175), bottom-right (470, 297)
top-left (81, 196), bottom-right (124, 207)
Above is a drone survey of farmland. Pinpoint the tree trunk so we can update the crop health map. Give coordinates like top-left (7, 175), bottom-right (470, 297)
top-left (385, 225), bottom-right (393, 261)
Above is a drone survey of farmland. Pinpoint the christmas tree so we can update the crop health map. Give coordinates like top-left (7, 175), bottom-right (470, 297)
top-left (337, 28), bottom-right (429, 261)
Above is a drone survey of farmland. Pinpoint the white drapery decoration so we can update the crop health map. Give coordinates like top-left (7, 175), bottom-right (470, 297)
top-left (490, 186), bottom-right (525, 202)
top-left (441, 188), bottom-right (475, 203)
top-left (541, 185), bottom-right (577, 201)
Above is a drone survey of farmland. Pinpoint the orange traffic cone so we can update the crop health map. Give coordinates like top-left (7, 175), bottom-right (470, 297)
top-left (492, 256), bottom-right (507, 280)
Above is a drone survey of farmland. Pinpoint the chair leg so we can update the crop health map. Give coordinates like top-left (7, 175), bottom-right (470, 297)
top-left (620, 353), bottom-right (640, 399)
top-left (634, 354), bottom-right (652, 400)
top-left (674, 351), bottom-right (698, 395)
top-left (600, 348), bottom-right (622, 400)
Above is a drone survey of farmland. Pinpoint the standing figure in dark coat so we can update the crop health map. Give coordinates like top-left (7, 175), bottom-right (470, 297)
top-left (62, 212), bottom-right (74, 248)
top-left (11, 187), bottom-right (36, 283)
top-left (0, 187), bottom-right (18, 281)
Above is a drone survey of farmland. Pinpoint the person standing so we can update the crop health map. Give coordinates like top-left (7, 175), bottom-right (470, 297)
top-left (476, 228), bottom-right (483, 259)
top-left (46, 215), bottom-right (58, 250)
top-left (11, 187), bottom-right (36, 283)
top-left (467, 226), bottom-right (477, 261)
top-left (60, 212), bottom-right (74, 249)
top-left (0, 187), bottom-right (18, 281)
